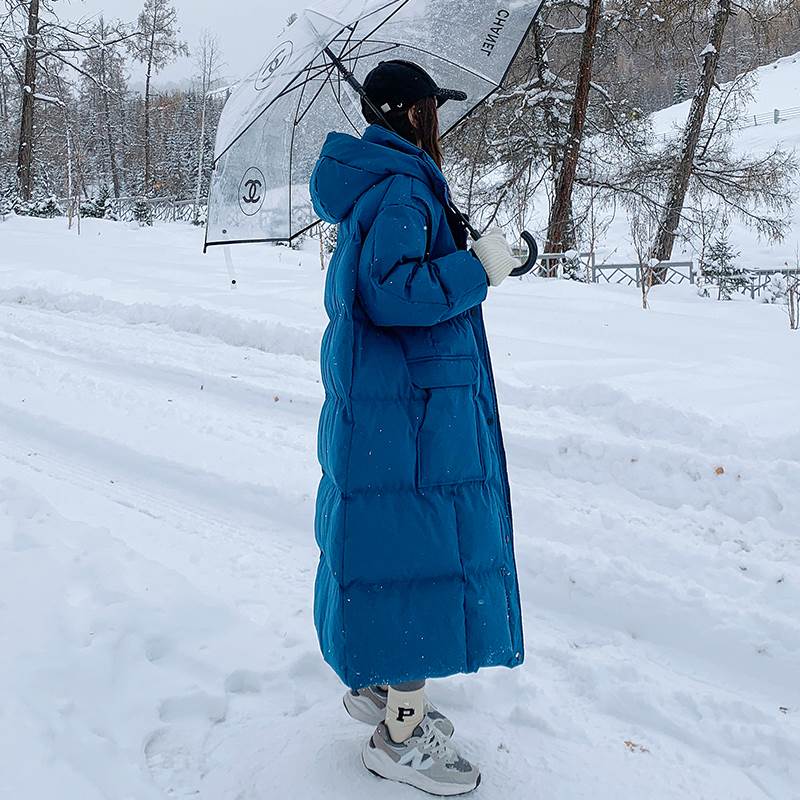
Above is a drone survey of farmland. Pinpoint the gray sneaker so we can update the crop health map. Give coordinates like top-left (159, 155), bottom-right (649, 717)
top-left (362, 718), bottom-right (480, 796)
top-left (343, 687), bottom-right (455, 738)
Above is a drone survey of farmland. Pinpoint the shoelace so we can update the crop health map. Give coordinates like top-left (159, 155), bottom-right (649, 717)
top-left (418, 722), bottom-right (450, 761)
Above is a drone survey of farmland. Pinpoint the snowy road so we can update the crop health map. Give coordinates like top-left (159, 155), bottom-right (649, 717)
top-left (1, 217), bottom-right (798, 799)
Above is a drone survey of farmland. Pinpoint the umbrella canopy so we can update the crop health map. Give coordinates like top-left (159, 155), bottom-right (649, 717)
top-left (205, 0), bottom-right (544, 250)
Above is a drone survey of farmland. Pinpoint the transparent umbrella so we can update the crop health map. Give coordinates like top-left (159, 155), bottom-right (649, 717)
top-left (206, 0), bottom-right (543, 272)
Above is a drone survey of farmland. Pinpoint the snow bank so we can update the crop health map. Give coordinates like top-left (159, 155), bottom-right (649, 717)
top-left (0, 285), bottom-right (321, 362)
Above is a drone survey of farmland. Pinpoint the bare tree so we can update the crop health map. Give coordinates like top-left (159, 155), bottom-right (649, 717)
top-left (1, 0), bottom-right (134, 199)
top-left (651, 0), bottom-right (733, 266)
top-left (789, 247), bottom-right (800, 330)
top-left (789, 283), bottom-right (799, 331)
top-left (0, 59), bottom-right (10, 127)
top-left (193, 29), bottom-right (223, 222)
top-left (129, 0), bottom-right (187, 193)
top-left (584, 57), bottom-right (796, 265)
top-left (629, 201), bottom-right (659, 309)
top-left (80, 16), bottom-right (129, 198)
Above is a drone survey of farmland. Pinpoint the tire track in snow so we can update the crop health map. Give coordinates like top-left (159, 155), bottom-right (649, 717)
top-left (0, 311), bottom-right (322, 420)
top-left (0, 400), bottom-right (312, 542)
top-left (0, 285), bottom-right (323, 362)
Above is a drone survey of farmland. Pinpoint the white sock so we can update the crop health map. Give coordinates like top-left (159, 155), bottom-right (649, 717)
top-left (386, 686), bottom-right (425, 744)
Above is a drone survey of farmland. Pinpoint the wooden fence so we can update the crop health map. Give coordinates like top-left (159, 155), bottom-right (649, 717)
top-left (523, 252), bottom-right (798, 301)
top-left (592, 260), bottom-right (695, 287)
top-left (104, 196), bottom-right (204, 224)
top-left (743, 105), bottom-right (800, 129)
top-left (52, 195), bottom-right (206, 224)
top-left (743, 267), bottom-right (800, 299)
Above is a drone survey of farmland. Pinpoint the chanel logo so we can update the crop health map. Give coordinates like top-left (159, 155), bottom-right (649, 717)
top-left (255, 42), bottom-right (294, 91)
top-left (238, 167), bottom-right (266, 216)
top-left (243, 179), bottom-right (262, 205)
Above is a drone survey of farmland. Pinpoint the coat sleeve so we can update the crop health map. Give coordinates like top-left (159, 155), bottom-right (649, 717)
top-left (357, 199), bottom-right (488, 327)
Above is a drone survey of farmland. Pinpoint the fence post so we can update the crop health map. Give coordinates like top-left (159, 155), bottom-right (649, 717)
top-left (774, 108), bottom-right (780, 124)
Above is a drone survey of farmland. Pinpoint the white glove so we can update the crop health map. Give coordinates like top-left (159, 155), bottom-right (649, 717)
top-left (471, 227), bottom-right (521, 287)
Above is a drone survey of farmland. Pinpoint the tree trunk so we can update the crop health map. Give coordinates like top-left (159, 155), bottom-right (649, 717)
top-left (143, 12), bottom-right (157, 194)
top-left (532, 18), bottom-right (559, 182)
top-left (103, 87), bottom-right (122, 198)
top-left (17, 0), bottom-right (40, 201)
top-left (651, 0), bottom-right (732, 269)
top-left (545, 0), bottom-right (602, 270)
top-left (144, 63), bottom-right (153, 193)
top-left (71, 109), bottom-right (89, 199)
top-left (99, 17), bottom-right (121, 198)
top-left (194, 90), bottom-right (208, 221)
top-left (0, 65), bottom-right (9, 125)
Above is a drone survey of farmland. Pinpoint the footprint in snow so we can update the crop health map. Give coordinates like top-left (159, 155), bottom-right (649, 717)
top-left (144, 726), bottom-right (203, 797)
top-left (159, 692), bottom-right (228, 724)
top-left (225, 669), bottom-right (263, 695)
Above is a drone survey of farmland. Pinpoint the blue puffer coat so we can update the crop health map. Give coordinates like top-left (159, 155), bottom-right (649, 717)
top-left (310, 124), bottom-right (523, 690)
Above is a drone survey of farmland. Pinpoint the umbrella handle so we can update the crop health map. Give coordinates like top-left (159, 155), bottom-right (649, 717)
top-left (461, 212), bottom-right (538, 279)
top-left (510, 231), bottom-right (538, 277)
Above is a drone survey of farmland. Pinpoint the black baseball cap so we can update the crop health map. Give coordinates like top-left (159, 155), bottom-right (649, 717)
top-left (363, 59), bottom-right (467, 113)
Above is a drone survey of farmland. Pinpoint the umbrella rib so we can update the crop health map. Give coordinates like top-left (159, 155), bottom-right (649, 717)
top-left (292, 57), bottom-right (313, 127)
top-left (336, 21), bottom-right (358, 61)
top-left (330, 39), bottom-right (400, 63)
top-left (326, 67), bottom-right (361, 135)
top-left (289, 35), bottom-right (367, 236)
top-left (335, 0), bottom-right (413, 52)
top-left (295, 67), bottom-right (336, 126)
top-left (359, 38), bottom-right (497, 86)
top-left (215, 1), bottom-right (413, 162)
top-left (273, 58), bottom-right (334, 105)
top-left (205, 218), bottom-right (320, 248)
top-left (320, 44), bottom-right (361, 135)
top-left (287, 45), bottom-right (321, 238)
top-left (305, 0), bottom-right (406, 31)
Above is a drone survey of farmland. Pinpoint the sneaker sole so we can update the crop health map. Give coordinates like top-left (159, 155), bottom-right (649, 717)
top-left (361, 741), bottom-right (481, 797)
top-left (343, 692), bottom-right (385, 726)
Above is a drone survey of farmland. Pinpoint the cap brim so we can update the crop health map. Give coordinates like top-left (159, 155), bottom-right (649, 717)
top-left (435, 88), bottom-right (468, 107)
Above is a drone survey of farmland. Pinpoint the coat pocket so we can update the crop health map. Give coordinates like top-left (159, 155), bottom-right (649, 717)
top-left (407, 356), bottom-right (485, 488)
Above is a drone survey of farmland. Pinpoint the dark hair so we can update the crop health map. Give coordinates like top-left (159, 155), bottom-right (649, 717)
top-left (362, 95), bottom-right (444, 169)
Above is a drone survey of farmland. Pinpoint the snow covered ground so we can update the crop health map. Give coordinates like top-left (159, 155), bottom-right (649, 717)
top-left (1, 215), bottom-right (799, 799)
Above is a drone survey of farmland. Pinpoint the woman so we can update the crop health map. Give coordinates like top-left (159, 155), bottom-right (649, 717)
top-left (310, 59), bottom-right (524, 795)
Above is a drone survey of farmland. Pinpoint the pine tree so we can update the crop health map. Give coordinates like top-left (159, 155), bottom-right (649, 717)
top-left (133, 196), bottom-right (153, 226)
top-left (702, 222), bottom-right (747, 300)
top-left (79, 17), bottom-right (130, 198)
top-left (672, 74), bottom-right (688, 104)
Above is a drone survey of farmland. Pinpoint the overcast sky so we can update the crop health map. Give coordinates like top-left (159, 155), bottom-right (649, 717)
top-left (64, 0), bottom-right (297, 86)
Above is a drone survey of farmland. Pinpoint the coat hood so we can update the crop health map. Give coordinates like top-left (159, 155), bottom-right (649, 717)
top-left (310, 124), bottom-right (450, 224)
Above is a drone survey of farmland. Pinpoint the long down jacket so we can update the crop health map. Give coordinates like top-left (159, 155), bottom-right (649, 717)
top-left (310, 124), bottom-right (524, 689)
